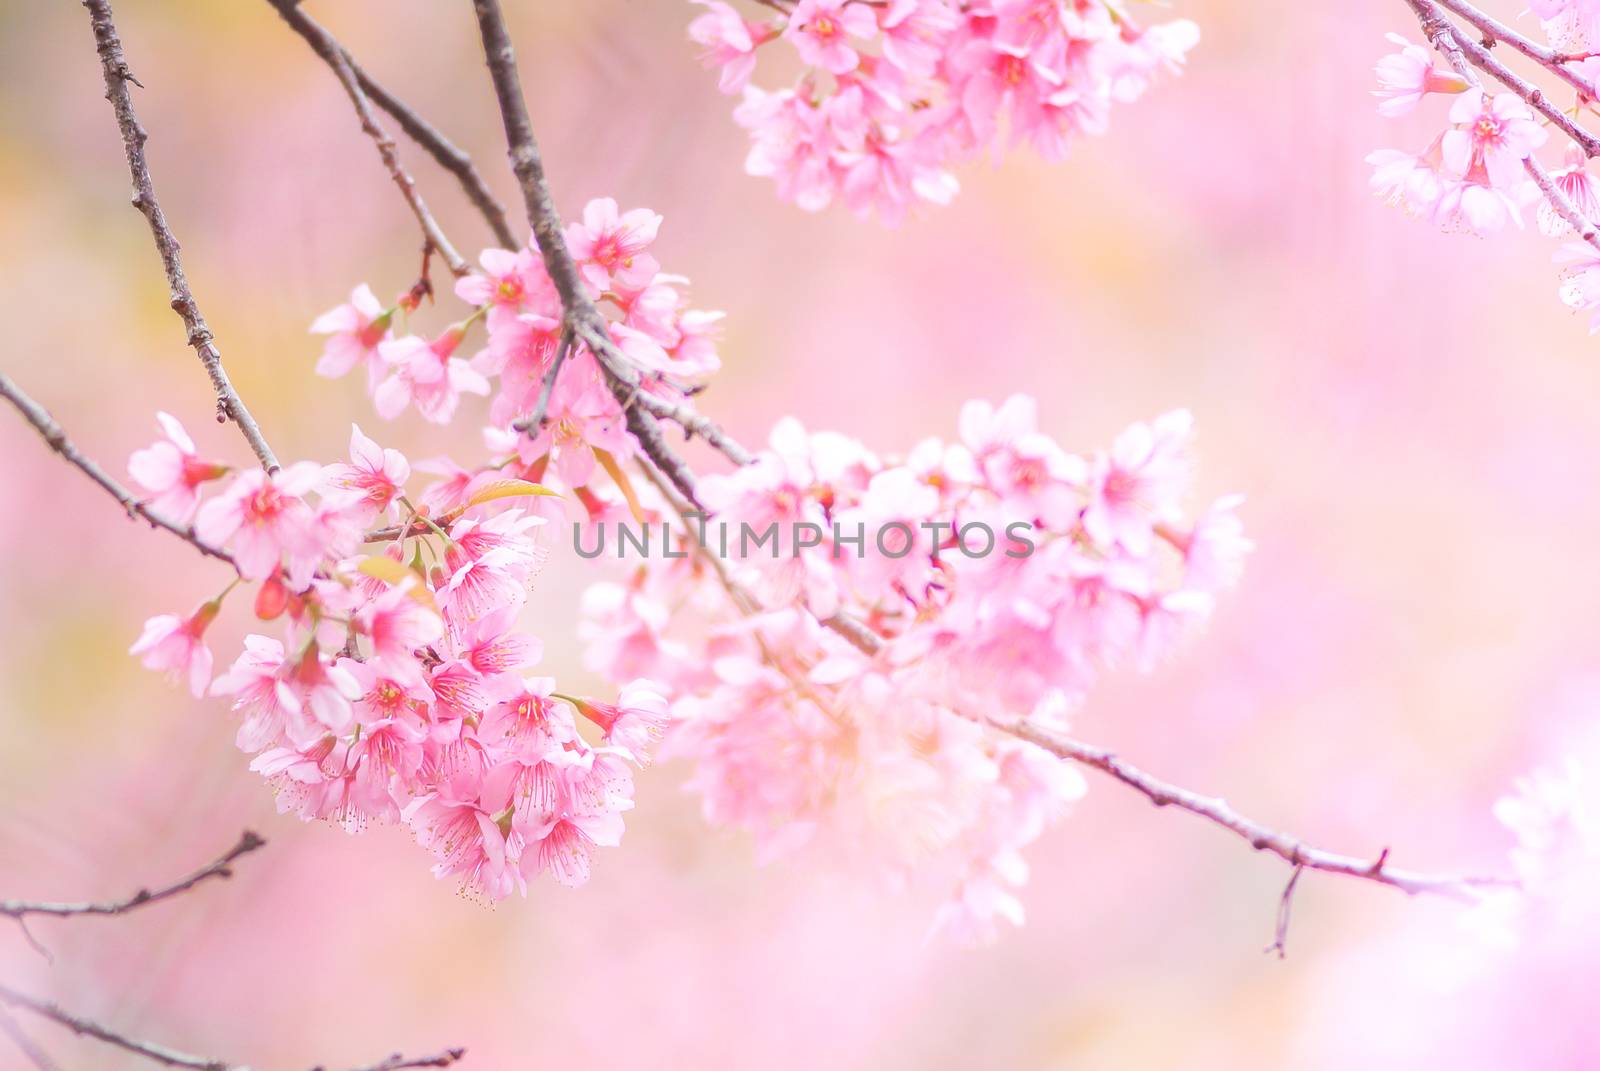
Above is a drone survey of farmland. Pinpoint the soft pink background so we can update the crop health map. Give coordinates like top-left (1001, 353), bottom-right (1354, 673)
top-left (1, 1), bottom-right (1593, 1067)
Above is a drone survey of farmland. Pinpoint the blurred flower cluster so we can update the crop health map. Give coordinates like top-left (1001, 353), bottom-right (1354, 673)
top-left (688, 0), bottom-right (1199, 222)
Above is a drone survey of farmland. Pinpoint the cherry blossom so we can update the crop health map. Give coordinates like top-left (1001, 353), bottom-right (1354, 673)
top-left (127, 412), bottom-right (229, 524)
top-left (689, 0), bottom-right (1200, 222)
top-left (128, 193), bottom-right (1251, 935)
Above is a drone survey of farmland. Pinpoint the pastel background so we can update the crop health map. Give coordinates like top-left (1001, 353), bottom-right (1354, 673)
top-left (0, 1), bottom-right (1592, 1067)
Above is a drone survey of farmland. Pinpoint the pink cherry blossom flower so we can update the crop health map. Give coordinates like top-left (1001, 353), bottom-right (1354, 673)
top-left (129, 597), bottom-right (221, 697)
top-left (1081, 410), bottom-right (1194, 555)
top-left (1367, 141), bottom-right (1449, 217)
top-left (127, 412), bottom-right (229, 524)
top-left (1540, 143), bottom-right (1600, 238)
top-left (784, 0), bottom-right (876, 75)
top-left (322, 424), bottom-right (410, 524)
top-left (194, 462), bottom-right (327, 584)
top-left (1557, 241), bottom-right (1600, 332)
top-left (878, 0), bottom-right (957, 77)
top-left (210, 634), bottom-right (299, 752)
top-left (453, 246), bottom-right (554, 315)
top-left (1443, 89), bottom-right (1548, 191)
top-left (404, 794), bottom-right (524, 901)
top-left (520, 374), bottom-right (632, 486)
top-left (310, 283), bottom-right (393, 389)
top-left (689, 0), bottom-right (767, 94)
top-left (353, 583), bottom-right (443, 682)
top-left (374, 327), bottom-right (492, 425)
top-left (521, 812), bottom-right (625, 888)
top-left (564, 198), bottom-right (663, 294)
top-left (1372, 32), bottom-right (1468, 117)
top-left (571, 681), bottom-right (673, 766)
top-left (1434, 175), bottom-right (1533, 236)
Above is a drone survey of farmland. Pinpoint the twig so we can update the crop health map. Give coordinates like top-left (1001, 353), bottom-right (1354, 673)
top-left (0, 1004), bottom-right (62, 1071)
top-left (633, 390), bottom-right (754, 465)
top-left (0, 372), bottom-right (237, 567)
top-left (1001, 718), bottom-right (1517, 901)
top-left (2, 830), bottom-right (264, 922)
top-left (80, 0), bottom-right (280, 472)
top-left (348, 66), bottom-right (518, 250)
top-left (1432, 0), bottom-right (1597, 99)
top-left (0, 983), bottom-right (233, 1070)
top-left (512, 328), bottom-right (574, 435)
top-left (1264, 864), bottom-right (1305, 959)
top-left (266, 0), bottom-right (469, 277)
top-left (320, 1049), bottom-right (467, 1071)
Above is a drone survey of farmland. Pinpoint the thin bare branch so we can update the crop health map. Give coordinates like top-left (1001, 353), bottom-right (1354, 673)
top-left (1432, 0), bottom-right (1597, 99)
top-left (0, 372), bottom-right (236, 567)
top-left (0, 983), bottom-right (233, 1070)
top-left (0, 1005), bottom-right (62, 1071)
top-left (347, 68), bottom-right (518, 250)
top-left (513, 328), bottom-right (574, 435)
top-left (266, 0), bottom-right (469, 277)
top-left (1002, 717), bottom-right (1517, 901)
top-left (80, 0), bottom-right (280, 471)
top-left (1264, 863), bottom-right (1306, 959)
top-left (319, 1049), bottom-right (467, 1071)
top-left (2, 831), bottom-right (264, 922)
top-left (633, 390), bottom-right (755, 465)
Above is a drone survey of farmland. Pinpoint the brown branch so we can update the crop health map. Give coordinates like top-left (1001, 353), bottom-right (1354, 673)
top-left (266, 0), bottom-right (469, 277)
top-left (468, 0), bottom-right (755, 505)
top-left (80, 0), bottom-right (280, 472)
top-left (0, 1005), bottom-right (62, 1071)
top-left (0, 984), bottom-right (233, 1070)
top-left (0, 372), bottom-right (237, 568)
top-left (348, 69), bottom-right (518, 250)
top-left (1, 831), bottom-right (264, 922)
top-left (1002, 717), bottom-right (1517, 901)
top-left (633, 390), bottom-right (754, 465)
top-left (1432, 0), bottom-right (1597, 99)
top-left (1263, 863), bottom-right (1305, 959)
top-left (318, 1050), bottom-right (467, 1071)
top-left (1402, 0), bottom-right (1600, 247)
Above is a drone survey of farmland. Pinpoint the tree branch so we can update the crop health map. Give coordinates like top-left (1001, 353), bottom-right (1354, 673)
top-left (266, 0), bottom-right (470, 278)
top-left (346, 65), bottom-right (518, 250)
top-left (1001, 718), bottom-right (1516, 901)
top-left (467, 0), bottom-right (751, 504)
top-left (1402, 0), bottom-right (1600, 247)
top-left (318, 1050), bottom-right (467, 1071)
top-left (0, 372), bottom-right (237, 567)
top-left (0, 984), bottom-right (233, 1071)
top-left (1, 831), bottom-right (264, 922)
top-left (80, 0), bottom-right (280, 472)
top-left (0, 1004), bottom-right (63, 1071)
top-left (1432, 0), bottom-right (1597, 99)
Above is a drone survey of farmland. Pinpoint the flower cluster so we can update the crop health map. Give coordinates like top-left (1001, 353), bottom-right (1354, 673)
top-left (127, 412), bottom-right (670, 900)
top-left (581, 397), bottom-right (1249, 940)
top-left (687, 0), bottom-right (1199, 223)
top-left (130, 195), bottom-right (1246, 935)
top-left (1365, 27), bottom-right (1600, 329)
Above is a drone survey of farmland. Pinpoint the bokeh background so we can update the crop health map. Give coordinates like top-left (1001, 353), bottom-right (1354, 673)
top-left (1, 1), bottom-right (1595, 1067)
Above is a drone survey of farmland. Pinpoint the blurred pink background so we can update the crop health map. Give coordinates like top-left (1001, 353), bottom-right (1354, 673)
top-left (2, 1), bottom-right (1595, 1067)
